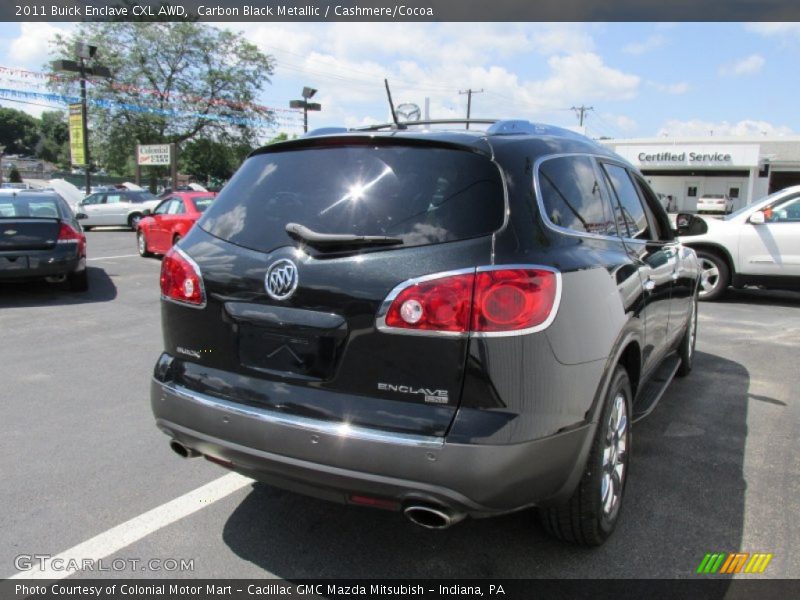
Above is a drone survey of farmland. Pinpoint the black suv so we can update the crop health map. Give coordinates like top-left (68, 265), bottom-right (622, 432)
top-left (151, 120), bottom-right (701, 545)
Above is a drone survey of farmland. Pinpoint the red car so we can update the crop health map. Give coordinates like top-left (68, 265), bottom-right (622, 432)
top-left (136, 192), bottom-right (216, 257)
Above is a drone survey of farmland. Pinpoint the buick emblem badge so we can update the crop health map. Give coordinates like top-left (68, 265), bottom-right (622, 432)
top-left (265, 259), bottom-right (299, 301)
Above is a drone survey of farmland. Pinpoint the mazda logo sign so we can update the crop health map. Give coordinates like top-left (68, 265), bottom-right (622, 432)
top-left (265, 259), bottom-right (299, 301)
top-left (396, 103), bottom-right (421, 122)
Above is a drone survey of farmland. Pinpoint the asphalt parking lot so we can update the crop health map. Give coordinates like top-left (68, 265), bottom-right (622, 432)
top-left (1, 229), bottom-right (798, 580)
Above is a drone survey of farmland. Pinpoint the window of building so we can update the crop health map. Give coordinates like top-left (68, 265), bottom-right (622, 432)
top-left (687, 186), bottom-right (698, 197)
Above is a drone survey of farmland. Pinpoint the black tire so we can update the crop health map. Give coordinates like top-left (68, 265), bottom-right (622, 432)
top-left (695, 249), bottom-right (730, 301)
top-left (137, 230), bottom-right (153, 257)
top-left (676, 290), bottom-right (698, 377)
top-left (539, 366), bottom-right (632, 546)
top-left (128, 213), bottom-right (143, 230)
top-left (67, 268), bottom-right (89, 292)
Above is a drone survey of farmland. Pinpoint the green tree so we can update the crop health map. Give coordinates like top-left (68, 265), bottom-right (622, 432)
top-left (8, 166), bottom-right (22, 183)
top-left (267, 132), bottom-right (290, 144)
top-left (49, 22), bottom-right (275, 175)
top-left (0, 107), bottom-right (39, 155)
top-left (36, 110), bottom-right (71, 167)
top-left (179, 137), bottom-right (253, 183)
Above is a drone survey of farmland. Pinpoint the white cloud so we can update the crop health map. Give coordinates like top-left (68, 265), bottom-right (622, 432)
top-left (656, 119), bottom-right (793, 138)
top-left (227, 22), bottom-right (638, 127)
top-left (745, 22), bottom-right (800, 36)
top-left (623, 34), bottom-right (667, 55)
top-left (8, 22), bottom-right (73, 68)
top-left (522, 53), bottom-right (640, 109)
top-left (719, 54), bottom-right (765, 77)
top-left (647, 81), bottom-right (690, 95)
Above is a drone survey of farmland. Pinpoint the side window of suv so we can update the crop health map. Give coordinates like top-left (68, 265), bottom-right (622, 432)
top-left (538, 155), bottom-right (616, 236)
top-left (82, 193), bottom-right (102, 206)
top-left (601, 163), bottom-right (653, 240)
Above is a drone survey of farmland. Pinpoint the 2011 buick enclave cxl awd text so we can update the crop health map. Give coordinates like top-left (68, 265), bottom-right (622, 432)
top-left (150, 120), bottom-right (701, 546)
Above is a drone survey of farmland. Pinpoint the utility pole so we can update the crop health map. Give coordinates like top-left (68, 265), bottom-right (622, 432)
top-left (52, 42), bottom-right (111, 195)
top-left (459, 89), bottom-right (484, 129)
top-left (571, 105), bottom-right (594, 127)
top-left (78, 57), bottom-right (90, 195)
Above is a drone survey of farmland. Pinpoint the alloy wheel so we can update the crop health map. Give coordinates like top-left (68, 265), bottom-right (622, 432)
top-left (601, 392), bottom-right (628, 520)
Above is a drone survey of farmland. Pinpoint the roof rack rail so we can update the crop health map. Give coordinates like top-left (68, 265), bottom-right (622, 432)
top-left (355, 119), bottom-right (499, 131)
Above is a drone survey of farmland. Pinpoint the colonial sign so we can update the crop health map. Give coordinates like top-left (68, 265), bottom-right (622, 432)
top-left (137, 144), bottom-right (171, 166)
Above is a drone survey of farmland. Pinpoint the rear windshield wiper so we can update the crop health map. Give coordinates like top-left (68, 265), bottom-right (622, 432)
top-left (285, 222), bottom-right (403, 250)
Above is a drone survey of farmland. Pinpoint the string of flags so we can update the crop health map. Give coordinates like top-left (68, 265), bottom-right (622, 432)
top-left (0, 65), bottom-right (302, 120)
top-left (0, 87), bottom-right (301, 130)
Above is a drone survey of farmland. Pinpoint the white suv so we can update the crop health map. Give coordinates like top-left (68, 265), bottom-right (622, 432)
top-left (76, 190), bottom-right (160, 230)
top-left (678, 185), bottom-right (800, 300)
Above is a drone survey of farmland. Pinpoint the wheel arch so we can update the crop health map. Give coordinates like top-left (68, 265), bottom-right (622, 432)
top-left (585, 331), bottom-right (642, 426)
top-left (683, 242), bottom-right (736, 277)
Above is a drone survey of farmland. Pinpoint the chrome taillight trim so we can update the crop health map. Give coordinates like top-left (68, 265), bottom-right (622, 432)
top-left (160, 246), bottom-right (208, 310)
top-left (375, 264), bottom-right (562, 338)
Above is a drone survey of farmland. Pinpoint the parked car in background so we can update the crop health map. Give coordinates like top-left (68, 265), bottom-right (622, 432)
top-left (0, 189), bottom-right (88, 291)
top-left (696, 193), bottom-right (733, 215)
top-left (151, 120), bottom-right (701, 546)
top-left (678, 185), bottom-right (800, 300)
top-left (76, 190), bottom-right (159, 230)
top-left (136, 191), bottom-right (216, 257)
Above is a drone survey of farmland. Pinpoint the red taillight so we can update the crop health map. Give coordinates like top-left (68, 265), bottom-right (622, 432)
top-left (472, 269), bottom-right (558, 333)
top-left (57, 223), bottom-right (85, 255)
top-left (160, 247), bottom-right (205, 307)
top-left (384, 272), bottom-right (474, 333)
top-left (380, 267), bottom-right (560, 336)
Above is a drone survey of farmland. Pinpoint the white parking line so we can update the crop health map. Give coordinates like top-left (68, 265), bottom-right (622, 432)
top-left (88, 254), bottom-right (140, 261)
top-left (9, 472), bottom-right (252, 580)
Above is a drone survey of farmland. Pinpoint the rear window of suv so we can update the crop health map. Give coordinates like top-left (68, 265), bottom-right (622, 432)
top-left (200, 144), bottom-right (505, 252)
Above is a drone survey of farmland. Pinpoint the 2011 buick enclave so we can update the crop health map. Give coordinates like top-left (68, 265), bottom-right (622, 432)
top-left (151, 120), bottom-right (701, 545)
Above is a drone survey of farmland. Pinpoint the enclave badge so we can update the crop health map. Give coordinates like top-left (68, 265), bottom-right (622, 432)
top-left (265, 258), bottom-right (299, 300)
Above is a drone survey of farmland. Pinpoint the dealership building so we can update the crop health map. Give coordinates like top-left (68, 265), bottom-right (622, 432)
top-left (601, 136), bottom-right (800, 212)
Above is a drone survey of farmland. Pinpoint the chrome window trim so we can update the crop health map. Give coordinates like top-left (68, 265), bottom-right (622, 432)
top-left (156, 379), bottom-right (445, 449)
top-left (375, 264), bottom-right (562, 338)
top-left (533, 152), bottom-right (629, 243)
top-left (160, 245), bottom-right (208, 310)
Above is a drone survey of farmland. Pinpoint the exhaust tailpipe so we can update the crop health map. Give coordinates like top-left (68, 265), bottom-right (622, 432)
top-left (169, 440), bottom-right (200, 458)
top-left (403, 504), bottom-right (465, 530)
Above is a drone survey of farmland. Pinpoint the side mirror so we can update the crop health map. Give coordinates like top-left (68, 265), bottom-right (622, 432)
top-left (142, 209), bottom-right (152, 216)
top-left (75, 213), bottom-right (88, 220)
top-left (675, 213), bottom-right (708, 237)
top-left (749, 211), bottom-right (765, 225)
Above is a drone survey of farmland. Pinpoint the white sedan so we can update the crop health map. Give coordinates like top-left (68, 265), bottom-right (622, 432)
top-left (678, 185), bottom-right (800, 300)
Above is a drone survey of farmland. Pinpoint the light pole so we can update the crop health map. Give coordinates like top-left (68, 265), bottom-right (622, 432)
top-left (0, 144), bottom-right (5, 186)
top-left (290, 87), bottom-right (321, 133)
top-left (52, 42), bottom-right (111, 195)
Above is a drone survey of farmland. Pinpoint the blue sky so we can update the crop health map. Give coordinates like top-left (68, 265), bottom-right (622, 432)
top-left (1, 21), bottom-right (798, 140)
